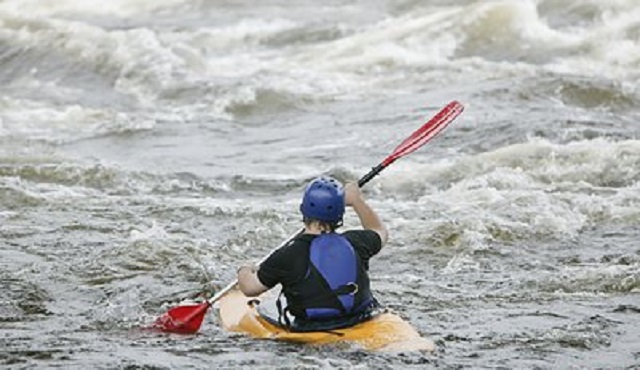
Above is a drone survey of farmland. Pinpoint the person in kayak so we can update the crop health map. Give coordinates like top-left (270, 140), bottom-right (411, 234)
top-left (236, 176), bottom-right (388, 330)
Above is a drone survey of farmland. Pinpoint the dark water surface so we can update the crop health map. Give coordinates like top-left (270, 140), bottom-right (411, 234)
top-left (1, 0), bottom-right (639, 368)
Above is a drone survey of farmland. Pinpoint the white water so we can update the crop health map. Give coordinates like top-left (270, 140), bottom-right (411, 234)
top-left (1, 0), bottom-right (639, 368)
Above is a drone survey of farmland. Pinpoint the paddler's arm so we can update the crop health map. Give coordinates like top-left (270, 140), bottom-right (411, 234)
top-left (344, 182), bottom-right (388, 247)
top-left (237, 264), bottom-right (269, 297)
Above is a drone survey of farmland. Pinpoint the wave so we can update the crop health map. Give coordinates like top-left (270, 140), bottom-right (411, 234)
top-left (379, 138), bottom-right (640, 247)
top-left (0, 96), bottom-right (155, 143)
top-left (0, 0), bottom-right (638, 140)
top-left (0, 159), bottom-right (315, 209)
top-left (0, 0), bottom-right (190, 18)
top-left (384, 138), bottom-right (640, 193)
top-left (536, 263), bottom-right (640, 294)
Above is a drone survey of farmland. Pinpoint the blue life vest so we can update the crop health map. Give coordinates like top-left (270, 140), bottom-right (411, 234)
top-left (276, 233), bottom-right (375, 328)
top-left (305, 233), bottom-right (359, 318)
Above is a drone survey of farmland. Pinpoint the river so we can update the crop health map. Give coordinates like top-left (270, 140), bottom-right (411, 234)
top-left (1, 0), bottom-right (639, 368)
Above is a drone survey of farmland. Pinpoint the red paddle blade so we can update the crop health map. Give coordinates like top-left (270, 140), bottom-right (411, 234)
top-left (383, 101), bottom-right (464, 166)
top-left (149, 302), bottom-right (210, 334)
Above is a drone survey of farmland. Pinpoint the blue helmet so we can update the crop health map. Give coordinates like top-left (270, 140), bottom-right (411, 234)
top-left (300, 177), bottom-right (345, 223)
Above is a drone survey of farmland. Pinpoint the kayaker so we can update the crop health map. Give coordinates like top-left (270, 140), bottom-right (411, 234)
top-left (236, 176), bottom-right (388, 330)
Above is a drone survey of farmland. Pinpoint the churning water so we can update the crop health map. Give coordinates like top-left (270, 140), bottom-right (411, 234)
top-left (1, 0), bottom-right (639, 368)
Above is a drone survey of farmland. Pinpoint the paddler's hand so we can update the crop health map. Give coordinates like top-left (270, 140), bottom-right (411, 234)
top-left (237, 264), bottom-right (258, 274)
top-left (237, 264), bottom-right (268, 297)
top-left (344, 182), bottom-right (364, 207)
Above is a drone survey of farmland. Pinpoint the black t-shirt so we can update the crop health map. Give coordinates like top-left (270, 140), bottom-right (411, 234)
top-left (257, 229), bottom-right (382, 290)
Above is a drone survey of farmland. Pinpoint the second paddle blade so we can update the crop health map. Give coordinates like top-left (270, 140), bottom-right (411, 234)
top-left (150, 302), bottom-right (210, 334)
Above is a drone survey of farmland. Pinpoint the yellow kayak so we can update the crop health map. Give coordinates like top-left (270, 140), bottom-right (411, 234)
top-left (218, 289), bottom-right (435, 352)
